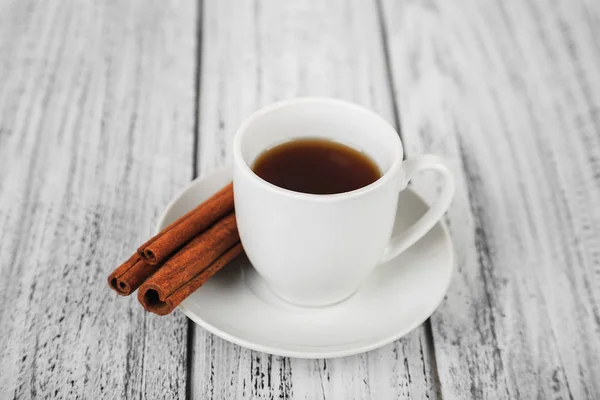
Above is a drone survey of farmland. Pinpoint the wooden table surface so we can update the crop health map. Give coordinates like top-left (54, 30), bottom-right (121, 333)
top-left (1, 0), bottom-right (599, 399)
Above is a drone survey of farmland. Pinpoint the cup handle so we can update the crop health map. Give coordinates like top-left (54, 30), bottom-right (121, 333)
top-left (379, 154), bottom-right (455, 264)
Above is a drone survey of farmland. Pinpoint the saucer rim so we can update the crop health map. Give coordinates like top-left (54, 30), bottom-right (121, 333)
top-left (156, 165), bottom-right (454, 359)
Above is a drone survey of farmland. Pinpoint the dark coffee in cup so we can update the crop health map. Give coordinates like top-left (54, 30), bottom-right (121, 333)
top-left (252, 138), bottom-right (381, 195)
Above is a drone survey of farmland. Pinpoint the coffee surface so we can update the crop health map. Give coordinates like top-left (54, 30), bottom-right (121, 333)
top-left (252, 138), bottom-right (381, 195)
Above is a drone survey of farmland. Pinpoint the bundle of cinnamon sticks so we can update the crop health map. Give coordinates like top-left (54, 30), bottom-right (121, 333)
top-left (107, 183), bottom-right (243, 315)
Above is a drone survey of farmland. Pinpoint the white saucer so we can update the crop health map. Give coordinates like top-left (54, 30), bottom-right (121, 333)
top-left (156, 166), bottom-right (454, 358)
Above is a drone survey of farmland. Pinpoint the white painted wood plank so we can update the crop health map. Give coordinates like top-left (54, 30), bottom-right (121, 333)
top-left (194, 0), bottom-right (440, 399)
top-left (0, 0), bottom-right (197, 398)
top-left (381, 0), bottom-right (600, 398)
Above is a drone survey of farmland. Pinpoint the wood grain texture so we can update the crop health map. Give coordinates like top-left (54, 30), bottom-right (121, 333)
top-left (381, 0), bottom-right (600, 398)
top-left (0, 0), bottom-right (197, 398)
top-left (193, 0), bottom-right (439, 399)
top-left (4, 0), bottom-right (599, 398)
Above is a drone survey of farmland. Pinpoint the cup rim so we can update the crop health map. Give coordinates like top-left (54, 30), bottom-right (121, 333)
top-left (233, 97), bottom-right (403, 201)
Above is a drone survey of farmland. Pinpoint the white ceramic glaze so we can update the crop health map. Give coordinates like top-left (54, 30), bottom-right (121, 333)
top-left (158, 166), bottom-right (453, 358)
top-left (233, 98), bottom-right (454, 306)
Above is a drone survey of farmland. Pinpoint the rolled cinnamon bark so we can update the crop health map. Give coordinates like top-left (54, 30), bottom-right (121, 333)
top-left (138, 212), bottom-right (241, 315)
top-left (139, 243), bottom-right (243, 315)
top-left (108, 253), bottom-right (160, 296)
top-left (138, 182), bottom-right (234, 265)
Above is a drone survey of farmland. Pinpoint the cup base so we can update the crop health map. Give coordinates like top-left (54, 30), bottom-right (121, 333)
top-left (263, 280), bottom-right (361, 308)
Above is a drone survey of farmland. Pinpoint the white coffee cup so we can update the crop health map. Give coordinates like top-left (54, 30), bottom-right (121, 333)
top-left (233, 98), bottom-right (454, 307)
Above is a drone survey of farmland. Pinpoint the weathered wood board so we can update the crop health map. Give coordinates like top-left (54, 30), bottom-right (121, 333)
top-left (0, 0), bottom-right (197, 398)
top-left (192, 0), bottom-right (439, 398)
top-left (381, 0), bottom-right (600, 398)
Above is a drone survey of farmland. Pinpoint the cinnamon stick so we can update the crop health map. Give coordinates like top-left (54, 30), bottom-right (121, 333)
top-left (138, 182), bottom-right (234, 265)
top-left (108, 253), bottom-right (161, 296)
top-left (138, 212), bottom-right (241, 315)
top-left (139, 243), bottom-right (243, 315)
